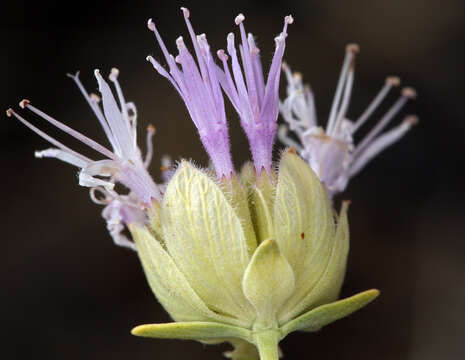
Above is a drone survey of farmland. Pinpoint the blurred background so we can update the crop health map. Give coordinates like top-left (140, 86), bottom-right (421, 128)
top-left (2, 0), bottom-right (464, 359)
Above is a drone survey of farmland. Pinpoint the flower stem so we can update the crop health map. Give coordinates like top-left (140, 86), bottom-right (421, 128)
top-left (254, 331), bottom-right (280, 360)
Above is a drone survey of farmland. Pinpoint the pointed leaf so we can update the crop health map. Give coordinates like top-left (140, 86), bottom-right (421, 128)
top-left (131, 321), bottom-right (251, 341)
top-left (281, 289), bottom-right (380, 336)
top-left (162, 162), bottom-right (254, 324)
top-left (130, 225), bottom-right (236, 325)
top-left (242, 239), bottom-right (295, 328)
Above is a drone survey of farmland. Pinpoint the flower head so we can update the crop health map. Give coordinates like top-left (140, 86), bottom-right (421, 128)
top-left (130, 150), bottom-right (379, 359)
top-left (279, 45), bottom-right (418, 197)
top-left (7, 70), bottom-right (161, 249)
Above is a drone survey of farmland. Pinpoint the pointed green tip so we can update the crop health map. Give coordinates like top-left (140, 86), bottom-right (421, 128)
top-left (131, 324), bottom-right (149, 337)
top-left (281, 288), bottom-right (381, 337)
top-left (130, 321), bottom-right (252, 341)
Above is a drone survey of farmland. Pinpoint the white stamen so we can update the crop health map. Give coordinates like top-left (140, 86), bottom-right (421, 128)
top-left (326, 43), bottom-right (359, 134)
top-left (144, 124), bottom-right (155, 168)
top-left (353, 88), bottom-right (415, 158)
top-left (351, 76), bottom-right (401, 133)
top-left (24, 101), bottom-right (117, 160)
top-left (331, 61), bottom-right (355, 136)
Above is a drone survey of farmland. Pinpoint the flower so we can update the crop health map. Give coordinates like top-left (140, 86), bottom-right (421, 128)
top-left (127, 9), bottom-right (379, 360)
top-left (8, 10), bottom-right (391, 360)
top-left (130, 150), bottom-right (378, 360)
top-left (7, 69), bottom-right (162, 249)
top-left (216, 13), bottom-right (293, 173)
top-left (279, 44), bottom-right (418, 197)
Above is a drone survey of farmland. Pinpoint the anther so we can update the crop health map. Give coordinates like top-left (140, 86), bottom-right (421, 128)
top-left (19, 99), bottom-right (30, 109)
top-left (176, 36), bottom-right (185, 49)
top-left (6, 108), bottom-right (13, 117)
top-left (160, 165), bottom-right (169, 172)
top-left (147, 124), bottom-right (156, 134)
top-left (109, 67), bottom-right (120, 80)
top-left (90, 93), bottom-right (101, 103)
top-left (401, 87), bottom-right (417, 99)
top-left (217, 49), bottom-right (228, 61)
top-left (235, 13), bottom-right (245, 25)
top-left (285, 15), bottom-right (294, 24)
top-left (147, 18), bottom-right (156, 32)
top-left (386, 76), bottom-right (401, 87)
top-left (404, 115), bottom-right (419, 126)
top-left (288, 146), bottom-right (297, 154)
top-left (346, 43), bottom-right (360, 54)
top-left (180, 7), bottom-right (190, 18)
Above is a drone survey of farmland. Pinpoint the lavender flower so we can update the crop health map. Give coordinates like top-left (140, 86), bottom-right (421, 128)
top-left (279, 44), bottom-right (418, 197)
top-left (7, 69), bottom-right (161, 249)
top-left (146, 8), bottom-right (234, 178)
top-left (217, 14), bottom-right (293, 173)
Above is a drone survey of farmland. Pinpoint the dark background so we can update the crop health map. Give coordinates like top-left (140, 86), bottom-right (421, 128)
top-left (2, 0), bottom-right (464, 359)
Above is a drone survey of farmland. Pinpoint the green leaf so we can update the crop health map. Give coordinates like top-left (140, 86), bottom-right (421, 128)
top-left (242, 239), bottom-right (295, 329)
top-left (130, 225), bottom-right (235, 325)
top-left (162, 161), bottom-right (255, 324)
top-left (131, 321), bottom-right (251, 342)
top-left (280, 289), bottom-right (380, 336)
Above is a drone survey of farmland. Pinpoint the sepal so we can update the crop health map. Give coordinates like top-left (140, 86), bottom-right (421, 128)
top-left (242, 239), bottom-right (295, 329)
top-left (131, 321), bottom-right (251, 341)
top-left (281, 289), bottom-right (380, 336)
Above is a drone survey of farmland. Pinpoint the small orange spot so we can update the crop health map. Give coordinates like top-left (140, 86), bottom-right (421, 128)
top-left (160, 165), bottom-right (169, 172)
top-left (288, 146), bottom-right (296, 154)
top-left (301, 232), bottom-right (305, 239)
top-left (147, 124), bottom-right (156, 133)
top-left (19, 99), bottom-right (30, 108)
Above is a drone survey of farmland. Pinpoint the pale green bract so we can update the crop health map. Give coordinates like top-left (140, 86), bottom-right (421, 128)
top-left (130, 151), bottom-right (379, 360)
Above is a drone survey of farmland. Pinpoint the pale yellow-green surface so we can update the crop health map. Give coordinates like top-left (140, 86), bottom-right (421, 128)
top-left (130, 151), bottom-right (379, 360)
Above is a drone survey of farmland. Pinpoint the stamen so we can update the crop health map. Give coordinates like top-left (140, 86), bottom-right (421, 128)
top-left (66, 72), bottom-right (118, 153)
top-left (144, 124), bottom-right (155, 168)
top-left (326, 43), bottom-right (359, 134)
top-left (7, 108), bottom-right (91, 164)
top-left (351, 76), bottom-right (401, 133)
top-left (101, 68), bottom-right (132, 142)
top-left (350, 114), bottom-right (419, 176)
top-left (22, 100), bottom-right (117, 160)
top-left (235, 13), bottom-right (259, 112)
top-left (353, 86), bottom-right (416, 158)
top-left (331, 59), bottom-right (355, 136)
top-left (90, 93), bottom-right (101, 103)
